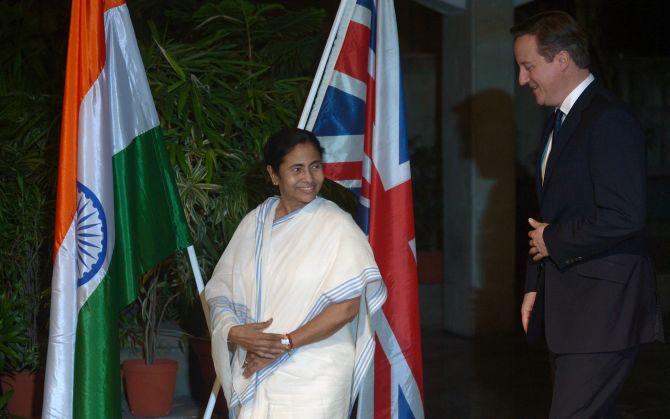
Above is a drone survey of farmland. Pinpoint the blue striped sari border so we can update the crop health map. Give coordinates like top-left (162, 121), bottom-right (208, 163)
top-left (351, 337), bottom-right (375, 399)
top-left (229, 265), bottom-right (384, 409)
top-left (208, 295), bottom-right (254, 325)
top-left (253, 198), bottom-right (277, 321)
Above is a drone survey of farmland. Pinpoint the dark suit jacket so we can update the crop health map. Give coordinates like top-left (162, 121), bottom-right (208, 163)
top-left (525, 80), bottom-right (663, 354)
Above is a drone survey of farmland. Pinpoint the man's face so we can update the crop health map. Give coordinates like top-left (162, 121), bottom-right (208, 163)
top-left (513, 34), bottom-right (563, 107)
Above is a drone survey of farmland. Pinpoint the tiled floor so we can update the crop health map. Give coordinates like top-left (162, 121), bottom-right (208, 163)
top-left (122, 395), bottom-right (203, 418)
top-left (422, 332), bottom-right (670, 418)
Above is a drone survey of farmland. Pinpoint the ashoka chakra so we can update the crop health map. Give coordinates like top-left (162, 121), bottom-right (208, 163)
top-left (76, 182), bottom-right (108, 286)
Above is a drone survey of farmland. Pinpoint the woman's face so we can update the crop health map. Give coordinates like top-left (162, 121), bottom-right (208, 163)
top-left (267, 142), bottom-right (324, 212)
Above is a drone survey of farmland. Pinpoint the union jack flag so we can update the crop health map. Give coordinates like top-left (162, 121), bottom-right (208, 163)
top-left (300, 0), bottom-right (424, 417)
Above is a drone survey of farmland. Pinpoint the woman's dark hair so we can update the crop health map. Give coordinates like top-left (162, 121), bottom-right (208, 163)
top-left (510, 11), bottom-right (590, 69)
top-left (263, 128), bottom-right (325, 173)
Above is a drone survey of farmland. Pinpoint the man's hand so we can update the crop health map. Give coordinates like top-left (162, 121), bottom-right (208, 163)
top-left (228, 319), bottom-right (288, 358)
top-left (528, 218), bottom-right (549, 261)
top-left (521, 291), bottom-right (537, 333)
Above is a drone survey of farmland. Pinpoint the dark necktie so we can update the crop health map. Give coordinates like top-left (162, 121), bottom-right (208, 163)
top-left (553, 109), bottom-right (564, 141)
top-left (541, 109), bottom-right (564, 184)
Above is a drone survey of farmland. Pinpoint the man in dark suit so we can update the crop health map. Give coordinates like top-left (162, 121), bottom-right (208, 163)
top-left (511, 11), bottom-right (663, 418)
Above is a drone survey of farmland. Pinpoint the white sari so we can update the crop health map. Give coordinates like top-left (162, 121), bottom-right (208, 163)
top-left (205, 197), bottom-right (386, 418)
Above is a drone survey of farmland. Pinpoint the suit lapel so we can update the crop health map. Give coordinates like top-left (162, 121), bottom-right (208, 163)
top-left (541, 81), bottom-right (600, 199)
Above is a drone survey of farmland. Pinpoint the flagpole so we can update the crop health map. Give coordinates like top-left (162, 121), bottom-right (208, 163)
top-left (202, 378), bottom-right (220, 419)
top-left (187, 245), bottom-right (205, 293)
top-left (186, 245), bottom-right (219, 419)
top-left (298, 0), bottom-right (351, 129)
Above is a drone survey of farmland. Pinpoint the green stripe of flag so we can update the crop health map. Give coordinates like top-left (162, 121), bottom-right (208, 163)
top-left (74, 273), bottom-right (122, 418)
top-left (73, 127), bottom-right (191, 418)
top-left (111, 126), bottom-right (191, 307)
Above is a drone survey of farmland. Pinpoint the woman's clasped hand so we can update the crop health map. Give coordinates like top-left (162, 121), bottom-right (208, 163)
top-left (241, 352), bottom-right (275, 378)
top-left (228, 318), bottom-right (289, 359)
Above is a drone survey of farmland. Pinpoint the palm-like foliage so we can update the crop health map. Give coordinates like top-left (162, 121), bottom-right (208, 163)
top-left (0, 294), bottom-right (28, 372)
top-left (119, 0), bottom-right (329, 343)
top-left (142, 0), bottom-right (325, 274)
top-left (0, 0), bottom-right (64, 374)
top-left (0, 84), bottom-right (59, 375)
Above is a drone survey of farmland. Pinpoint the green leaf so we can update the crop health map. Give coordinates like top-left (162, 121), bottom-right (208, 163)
top-left (154, 39), bottom-right (187, 81)
top-left (167, 79), bottom-right (186, 93)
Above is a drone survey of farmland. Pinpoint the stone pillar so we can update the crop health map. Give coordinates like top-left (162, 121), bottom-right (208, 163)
top-left (441, 0), bottom-right (516, 336)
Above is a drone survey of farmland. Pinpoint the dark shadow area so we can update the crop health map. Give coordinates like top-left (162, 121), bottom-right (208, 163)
top-left (452, 89), bottom-right (518, 336)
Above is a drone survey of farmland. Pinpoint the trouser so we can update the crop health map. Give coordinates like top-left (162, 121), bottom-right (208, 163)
top-left (548, 345), bottom-right (639, 419)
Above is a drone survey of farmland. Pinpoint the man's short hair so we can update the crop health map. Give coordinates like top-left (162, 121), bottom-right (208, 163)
top-left (510, 11), bottom-right (590, 69)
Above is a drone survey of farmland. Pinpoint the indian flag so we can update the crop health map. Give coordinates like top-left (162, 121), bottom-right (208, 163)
top-left (43, 0), bottom-right (191, 417)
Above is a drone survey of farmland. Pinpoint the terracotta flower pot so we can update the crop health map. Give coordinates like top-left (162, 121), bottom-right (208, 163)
top-left (0, 371), bottom-right (44, 419)
top-left (121, 359), bottom-right (178, 417)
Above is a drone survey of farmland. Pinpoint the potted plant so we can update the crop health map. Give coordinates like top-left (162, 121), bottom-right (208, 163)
top-left (410, 144), bottom-right (444, 284)
top-left (0, 181), bottom-right (50, 419)
top-left (121, 264), bottom-right (184, 417)
top-left (0, 91), bottom-right (56, 418)
top-left (0, 293), bottom-right (29, 414)
top-left (0, 185), bottom-right (49, 418)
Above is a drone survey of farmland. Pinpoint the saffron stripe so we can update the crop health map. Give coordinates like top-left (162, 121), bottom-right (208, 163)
top-left (54, 0), bottom-right (106, 255)
top-left (103, 0), bottom-right (125, 12)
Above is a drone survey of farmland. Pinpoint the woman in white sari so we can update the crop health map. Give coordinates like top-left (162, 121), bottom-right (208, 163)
top-left (205, 128), bottom-right (387, 418)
